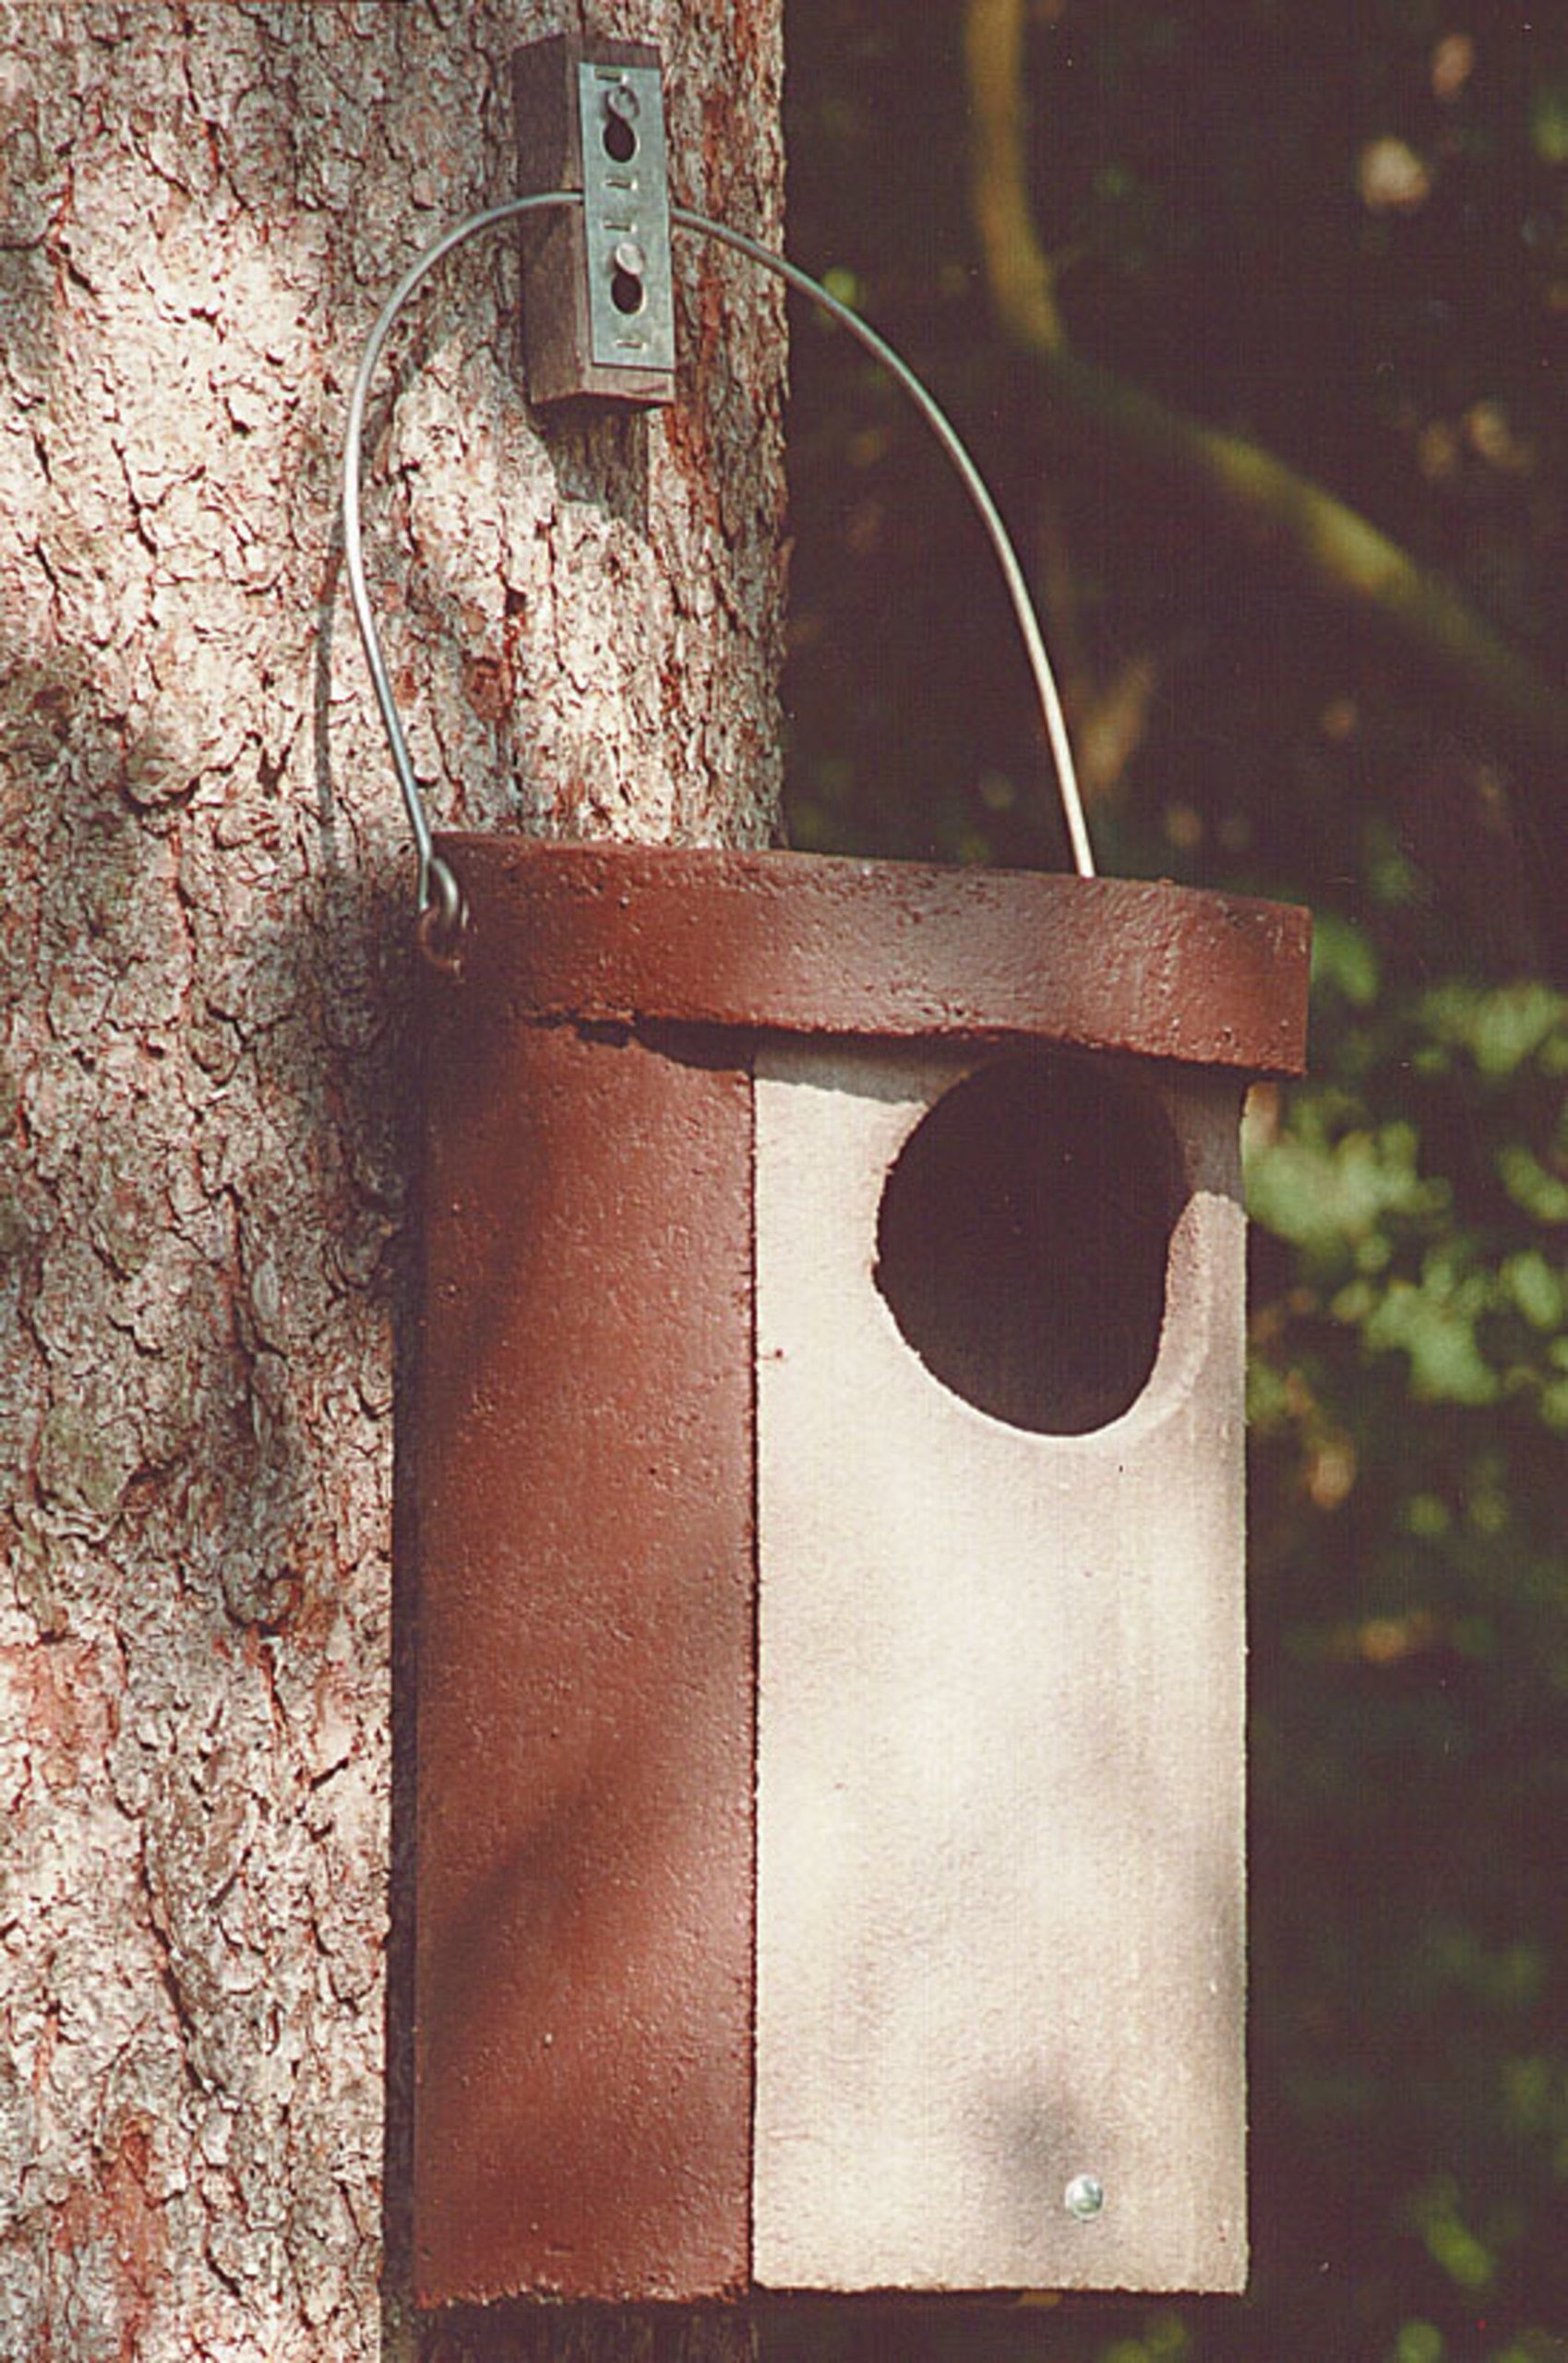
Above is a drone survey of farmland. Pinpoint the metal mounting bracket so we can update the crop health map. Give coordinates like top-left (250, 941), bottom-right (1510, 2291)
top-left (513, 35), bottom-right (676, 406)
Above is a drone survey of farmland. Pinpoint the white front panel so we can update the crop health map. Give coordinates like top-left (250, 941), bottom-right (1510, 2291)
top-left (751, 1041), bottom-right (1248, 2293)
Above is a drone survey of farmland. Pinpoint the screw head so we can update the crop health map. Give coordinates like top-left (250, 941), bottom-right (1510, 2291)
top-left (1063, 2173), bottom-right (1105, 2221)
top-left (611, 239), bottom-right (647, 280)
top-left (605, 83), bottom-right (641, 124)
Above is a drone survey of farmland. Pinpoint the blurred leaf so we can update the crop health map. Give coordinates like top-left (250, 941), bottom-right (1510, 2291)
top-left (1362, 1265), bottom-right (1500, 1403)
top-left (1530, 80), bottom-right (1568, 166)
top-left (1391, 2325), bottom-right (1446, 2363)
top-left (1311, 908), bottom-right (1382, 1008)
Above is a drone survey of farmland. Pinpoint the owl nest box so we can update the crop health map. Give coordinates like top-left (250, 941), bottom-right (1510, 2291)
top-left (411, 837), bottom-right (1311, 2309)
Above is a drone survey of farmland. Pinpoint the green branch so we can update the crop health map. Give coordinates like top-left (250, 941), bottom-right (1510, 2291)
top-left (963, 0), bottom-right (1568, 765)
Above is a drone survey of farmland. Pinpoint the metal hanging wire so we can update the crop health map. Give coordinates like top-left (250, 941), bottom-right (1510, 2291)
top-left (341, 189), bottom-right (1097, 946)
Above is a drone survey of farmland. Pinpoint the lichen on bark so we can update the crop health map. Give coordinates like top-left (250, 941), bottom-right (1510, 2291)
top-left (0, 4), bottom-right (783, 2357)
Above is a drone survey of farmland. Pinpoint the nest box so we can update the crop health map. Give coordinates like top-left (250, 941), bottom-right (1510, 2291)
top-left (411, 838), bottom-right (1311, 2307)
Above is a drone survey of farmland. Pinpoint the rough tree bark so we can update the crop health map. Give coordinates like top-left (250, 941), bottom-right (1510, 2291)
top-left (0, 5), bottom-right (782, 2359)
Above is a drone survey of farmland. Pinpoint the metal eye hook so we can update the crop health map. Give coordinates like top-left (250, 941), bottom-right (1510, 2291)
top-left (414, 848), bottom-right (468, 975)
top-left (341, 190), bottom-right (1096, 947)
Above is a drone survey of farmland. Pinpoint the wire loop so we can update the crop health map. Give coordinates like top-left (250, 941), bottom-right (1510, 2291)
top-left (414, 850), bottom-right (468, 975)
top-left (341, 191), bottom-right (1096, 926)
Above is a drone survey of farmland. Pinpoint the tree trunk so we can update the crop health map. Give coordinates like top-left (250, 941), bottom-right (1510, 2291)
top-left (0, 5), bottom-right (781, 2358)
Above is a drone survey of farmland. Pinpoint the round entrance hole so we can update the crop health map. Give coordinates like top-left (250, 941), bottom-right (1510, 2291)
top-left (873, 1054), bottom-right (1185, 1435)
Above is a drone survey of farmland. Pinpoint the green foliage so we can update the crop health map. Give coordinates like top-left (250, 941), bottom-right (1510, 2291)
top-left (1248, 976), bottom-right (1568, 1428)
top-left (1238, 973), bottom-right (1568, 2360)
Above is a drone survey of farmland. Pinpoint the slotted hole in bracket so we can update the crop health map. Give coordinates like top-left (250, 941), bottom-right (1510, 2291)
top-left (603, 112), bottom-right (637, 163)
top-left (610, 265), bottom-right (646, 316)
